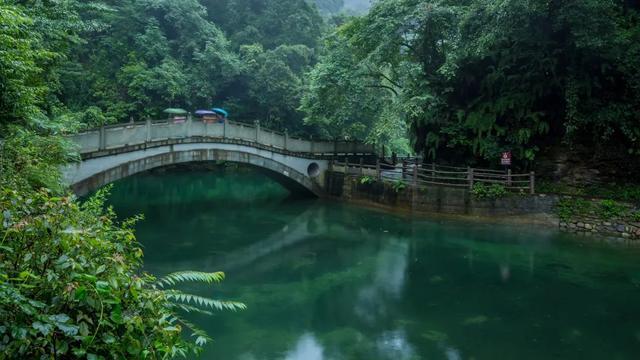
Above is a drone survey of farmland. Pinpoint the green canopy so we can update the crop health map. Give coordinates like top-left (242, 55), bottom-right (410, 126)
top-left (163, 108), bottom-right (188, 115)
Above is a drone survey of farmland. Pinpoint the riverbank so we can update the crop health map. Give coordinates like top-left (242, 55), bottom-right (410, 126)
top-left (324, 172), bottom-right (640, 242)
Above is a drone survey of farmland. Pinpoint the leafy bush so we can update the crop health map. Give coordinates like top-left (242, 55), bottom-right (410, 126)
top-left (0, 187), bottom-right (244, 358)
top-left (556, 197), bottom-right (593, 222)
top-left (390, 180), bottom-right (406, 193)
top-left (471, 183), bottom-right (508, 200)
top-left (0, 129), bottom-right (78, 193)
top-left (598, 199), bottom-right (626, 220)
top-left (359, 176), bottom-right (375, 185)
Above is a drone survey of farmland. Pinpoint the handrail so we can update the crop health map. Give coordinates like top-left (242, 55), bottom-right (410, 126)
top-left (69, 117), bottom-right (377, 157)
top-left (333, 159), bottom-right (535, 194)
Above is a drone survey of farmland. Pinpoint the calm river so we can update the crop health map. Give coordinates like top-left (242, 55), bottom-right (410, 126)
top-left (107, 164), bottom-right (640, 360)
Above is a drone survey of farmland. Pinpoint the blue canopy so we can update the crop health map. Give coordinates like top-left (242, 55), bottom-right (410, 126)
top-left (212, 108), bottom-right (229, 117)
top-left (195, 110), bottom-right (216, 116)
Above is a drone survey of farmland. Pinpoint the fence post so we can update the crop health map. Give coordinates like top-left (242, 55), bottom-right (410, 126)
top-left (223, 118), bottom-right (228, 138)
top-left (468, 167), bottom-right (474, 190)
top-left (412, 164), bottom-right (418, 187)
top-left (283, 128), bottom-right (288, 150)
top-left (345, 157), bottom-right (349, 175)
top-left (310, 135), bottom-right (315, 154)
top-left (431, 163), bottom-right (436, 182)
top-left (99, 125), bottom-right (106, 150)
top-left (402, 160), bottom-right (407, 180)
top-left (530, 171), bottom-right (535, 195)
top-left (359, 157), bottom-right (364, 176)
top-left (186, 113), bottom-right (192, 138)
top-left (254, 120), bottom-right (260, 142)
top-left (376, 158), bottom-right (381, 180)
top-left (392, 152), bottom-right (397, 166)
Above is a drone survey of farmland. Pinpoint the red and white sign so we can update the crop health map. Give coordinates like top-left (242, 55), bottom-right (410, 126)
top-left (501, 151), bottom-right (512, 166)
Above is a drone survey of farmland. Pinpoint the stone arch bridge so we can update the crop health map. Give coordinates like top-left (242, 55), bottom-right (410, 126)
top-left (62, 118), bottom-right (376, 197)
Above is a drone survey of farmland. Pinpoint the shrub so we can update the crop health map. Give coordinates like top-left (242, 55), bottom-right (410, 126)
top-left (0, 187), bottom-right (244, 358)
top-left (598, 199), bottom-right (626, 220)
top-left (359, 175), bottom-right (375, 185)
top-left (471, 183), bottom-right (508, 200)
top-left (391, 180), bottom-right (406, 193)
top-left (556, 197), bottom-right (593, 222)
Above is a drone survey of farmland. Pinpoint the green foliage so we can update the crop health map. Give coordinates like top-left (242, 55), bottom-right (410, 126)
top-left (359, 175), bottom-right (375, 185)
top-left (300, 27), bottom-right (411, 152)
top-left (0, 129), bottom-right (79, 193)
top-left (306, 0), bottom-right (640, 167)
top-left (556, 198), bottom-right (594, 222)
top-left (0, 185), bottom-right (243, 358)
top-left (598, 200), bottom-right (626, 220)
top-left (0, 4), bottom-right (54, 126)
top-left (538, 181), bottom-right (640, 204)
top-left (390, 179), bottom-right (406, 193)
top-left (556, 197), bottom-right (633, 222)
top-left (471, 183), bottom-right (508, 200)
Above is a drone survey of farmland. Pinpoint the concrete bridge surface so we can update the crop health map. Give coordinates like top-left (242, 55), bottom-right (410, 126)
top-left (62, 118), bottom-right (376, 196)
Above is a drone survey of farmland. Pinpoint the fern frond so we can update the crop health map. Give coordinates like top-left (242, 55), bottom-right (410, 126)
top-left (168, 303), bottom-right (214, 316)
top-left (163, 290), bottom-right (247, 312)
top-left (156, 271), bottom-right (225, 288)
top-left (173, 315), bottom-right (212, 347)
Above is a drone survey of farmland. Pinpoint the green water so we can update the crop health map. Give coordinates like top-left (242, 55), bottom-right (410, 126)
top-left (108, 165), bottom-right (640, 360)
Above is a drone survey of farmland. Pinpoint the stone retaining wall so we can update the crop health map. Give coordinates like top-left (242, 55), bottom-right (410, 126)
top-left (559, 201), bottom-right (640, 240)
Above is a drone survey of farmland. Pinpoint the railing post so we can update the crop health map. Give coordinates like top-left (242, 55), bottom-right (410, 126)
top-left (468, 167), bottom-right (474, 190)
top-left (186, 113), bottom-right (192, 138)
top-left (310, 135), bottom-right (315, 154)
top-left (530, 171), bottom-right (535, 194)
top-left (284, 128), bottom-right (288, 150)
top-left (254, 120), bottom-right (260, 142)
top-left (507, 169), bottom-right (512, 187)
top-left (345, 157), bottom-right (349, 174)
top-left (223, 118), bottom-right (228, 138)
top-left (99, 125), bottom-right (106, 150)
top-left (359, 157), bottom-right (364, 176)
top-left (412, 164), bottom-right (418, 187)
top-left (145, 119), bottom-right (151, 143)
top-left (376, 158), bottom-right (381, 180)
top-left (402, 160), bottom-right (407, 180)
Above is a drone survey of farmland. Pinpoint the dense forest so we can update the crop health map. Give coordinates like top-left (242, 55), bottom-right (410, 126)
top-left (3, 0), bottom-right (640, 176)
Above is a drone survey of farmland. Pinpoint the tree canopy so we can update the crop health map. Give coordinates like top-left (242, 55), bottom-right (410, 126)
top-left (302, 0), bottom-right (640, 168)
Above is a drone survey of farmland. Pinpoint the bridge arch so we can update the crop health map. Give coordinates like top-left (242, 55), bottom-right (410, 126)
top-left (63, 142), bottom-right (328, 197)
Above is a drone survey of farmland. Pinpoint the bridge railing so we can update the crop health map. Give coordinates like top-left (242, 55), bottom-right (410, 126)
top-left (332, 159), bottom-right (536, 194)
top-left (70, 117), bottom-right (376, 156)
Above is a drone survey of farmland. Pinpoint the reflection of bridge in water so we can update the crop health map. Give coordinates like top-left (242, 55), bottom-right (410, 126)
top-left (63, 118), bottom-right (376, 196)
top-left (141, 205), bottom-right (334, 275)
